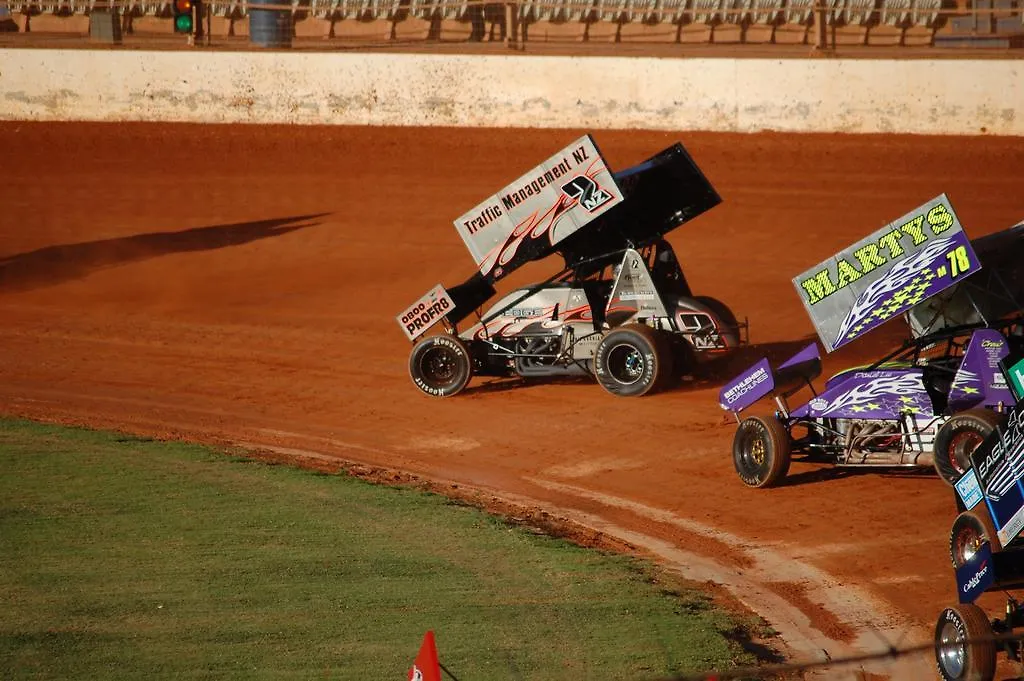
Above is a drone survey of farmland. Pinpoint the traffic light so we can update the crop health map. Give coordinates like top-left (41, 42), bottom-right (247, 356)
top-left (173, 0), bottom-right (193, 33)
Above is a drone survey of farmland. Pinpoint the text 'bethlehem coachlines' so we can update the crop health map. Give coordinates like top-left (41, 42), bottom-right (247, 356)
top-left (461, 146), bottom-right (593, 236)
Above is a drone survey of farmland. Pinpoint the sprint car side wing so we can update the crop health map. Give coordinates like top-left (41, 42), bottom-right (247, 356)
top-left (718, 342), bottom-right (822, 414)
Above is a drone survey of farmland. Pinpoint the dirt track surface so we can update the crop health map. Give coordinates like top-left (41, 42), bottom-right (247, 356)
top-left (3, 122), bottom-right (1024, 678)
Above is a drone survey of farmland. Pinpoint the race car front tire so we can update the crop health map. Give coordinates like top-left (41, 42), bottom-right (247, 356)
top-left (733, 416), bottom-right (791, 488)
top-left (593, 324), bottom-right (672, 397)
top-left (408, 334), bottom-right (473, 397)
top-left (949, 509), bottom-right (1001, 570)
top-left (934, 408), bottom-right (1005, 486)
top-left (934, 603), bottom-right (996, 681)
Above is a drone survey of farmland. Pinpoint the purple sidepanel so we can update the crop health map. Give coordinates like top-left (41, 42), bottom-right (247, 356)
top-left (719, 358), bottom-right (774, 412)
top-left (949, 328), bottom-right (1013, 412)
top-left (778, 342), bottom-right (821, 371)
top-left (792, 369), bottom-right (931, 419)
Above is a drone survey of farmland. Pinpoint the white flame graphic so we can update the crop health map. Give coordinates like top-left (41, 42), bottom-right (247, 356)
top-left (817, 372), bottom-right (925, 414)
top-left (834, 236), bottom-right (954, 346)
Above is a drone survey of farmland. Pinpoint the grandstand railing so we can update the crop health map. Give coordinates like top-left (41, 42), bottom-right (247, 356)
top-left (1, 0), bottom-right (1022, 47)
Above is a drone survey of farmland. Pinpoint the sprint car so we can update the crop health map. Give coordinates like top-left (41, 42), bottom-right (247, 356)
top-left (719, 204), bottom-right (1024, 488)
top-left (935, 352), bottom-right (1024, 681)
top-left (397, 135), bottom-right (747, 398)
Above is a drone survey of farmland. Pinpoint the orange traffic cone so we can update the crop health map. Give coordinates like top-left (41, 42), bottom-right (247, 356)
top-left (408, 630), bottom-right (442, 681)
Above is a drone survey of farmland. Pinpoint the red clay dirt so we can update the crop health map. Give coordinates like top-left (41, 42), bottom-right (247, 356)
top-left (2, 122), bottom-right (1024, 678)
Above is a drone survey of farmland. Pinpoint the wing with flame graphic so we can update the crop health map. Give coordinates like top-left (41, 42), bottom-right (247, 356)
top-left (833, 237), bottom-right (954, 347)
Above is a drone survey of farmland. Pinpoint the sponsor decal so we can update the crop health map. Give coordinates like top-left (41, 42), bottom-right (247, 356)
top-left (798, 203), bottom-right (957, 306)
top-left (792, 195), bottom-right (980, 353)
top-left (500, 148), bottom-right (586, 212)
top-left (955, 540), bottom-right (994, 604)
top-left (397, 285), bottom-right (455, 341)
top-left (693, 335), bottom-right (723, 350)
top-left (810, 398), bottom-right (828, 411)
top-left (723, 366), bottom-right (769, 405)
top-left (970, 403), bottom-right (1024, 546)
top-left (503, 308), bottom-right (546, 318)
top-left (963, 560), bottom-right (989, 594)
top-left (1009, 357), bottom-right (1024, 402)
top-left (999, 504), bottom-right (1024, 546)
top-left (955, 469), bottom-right (983, 510)
top-left (560, 174), bottom-right (614, 213)
top-left (462, 204), bottom-right (503, 237)
top-left (453, 135), bottom-right (622, 283)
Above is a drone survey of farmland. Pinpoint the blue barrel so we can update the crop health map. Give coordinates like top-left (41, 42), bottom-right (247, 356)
top-left (249, 0), bottom-right (292, 48)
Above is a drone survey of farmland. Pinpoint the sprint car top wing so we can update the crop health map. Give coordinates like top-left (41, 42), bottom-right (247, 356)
top-left (453, 135), bottom-right (624, 284)
top-left (555, 141), bottom-right (722, 271)
top-left (907, 220), bottom-right (1024, 338)
top-left (793, 194), bottom-right (981, 353)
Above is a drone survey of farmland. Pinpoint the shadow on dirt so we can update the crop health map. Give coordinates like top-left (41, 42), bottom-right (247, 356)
top-left (0, 213), bottom-right (326, 293)
top-left (663, 336), bottom-right (820, 395)
top-left (462, 375), bottom-right (594, 396)
top-left (723, 626), bottom-right (788, 665)
top-left (461, 337), bottom-right (822, 398)
top-left (778, 461), bottom-right (939, 488)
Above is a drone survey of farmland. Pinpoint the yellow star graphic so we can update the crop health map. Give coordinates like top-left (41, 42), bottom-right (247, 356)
top-left (851, 405), bottom-right (866, 413)
top-left (960, 386), bottom-right (980, 395)
top-left (867, 402), bottom-right (882, 410)
top-left (899, 396), bottom-right (915, 403)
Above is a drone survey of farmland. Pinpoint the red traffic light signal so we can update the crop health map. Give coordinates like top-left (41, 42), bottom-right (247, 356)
top-left (173, 0), bottom-right (193, 33)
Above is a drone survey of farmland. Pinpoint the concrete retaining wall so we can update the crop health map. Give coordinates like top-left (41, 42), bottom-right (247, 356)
top-left (0, 49), bottom-right (1020, 134)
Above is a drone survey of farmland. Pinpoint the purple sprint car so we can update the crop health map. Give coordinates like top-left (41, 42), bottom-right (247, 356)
top-left (719, 200), bottom-right (1024, 489)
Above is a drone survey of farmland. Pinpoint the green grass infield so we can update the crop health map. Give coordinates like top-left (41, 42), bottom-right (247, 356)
top-left (0, 418), bottom-right (767, 680)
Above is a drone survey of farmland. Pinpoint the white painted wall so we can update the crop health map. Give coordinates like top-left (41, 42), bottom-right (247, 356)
top-left (0, 49), bottom-right (1020, 134)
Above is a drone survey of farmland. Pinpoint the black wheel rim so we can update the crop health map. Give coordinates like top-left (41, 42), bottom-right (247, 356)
top-left (606, 343), bottom-right (645, 386)
top-left (419, 345), bottom-right (459, 388)
top-left (738, 428), bottom-right (768, 479)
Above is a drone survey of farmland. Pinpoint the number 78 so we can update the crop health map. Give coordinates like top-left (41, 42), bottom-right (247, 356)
top-left (947, 246), bottom-right (971, 278)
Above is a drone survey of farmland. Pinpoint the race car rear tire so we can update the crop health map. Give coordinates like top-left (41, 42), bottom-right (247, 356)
top-left (733, 415), bottom-right (791, 488)
top-left (594, 324), bottom-right (672, 397)
top-left (949, 509), bottom-right (1001, 570)
top-left (934, 603), bottom-right (996, 681)
top-left (695, 295), bottom-right (740, 331)
top-left (408, 334), bottom-right (472, 397)
top-left (934, 408), bottom-right (1005, 486)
